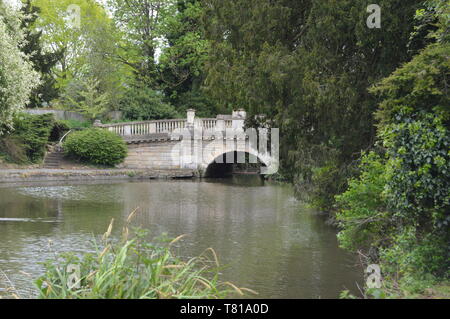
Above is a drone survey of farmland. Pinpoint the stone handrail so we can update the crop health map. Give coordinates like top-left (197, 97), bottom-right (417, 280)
top-left (225, 120), bottom-right (233, 128)
top-left (97, 119), bottom-right (187, 136)
top-left (95, 109), bottom-right (247, 137)
top-left (201, 119), bottom-right (217, 130)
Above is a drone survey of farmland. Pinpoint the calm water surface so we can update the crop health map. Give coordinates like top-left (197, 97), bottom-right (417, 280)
top-left (0, 176), bottom-right (362, 298)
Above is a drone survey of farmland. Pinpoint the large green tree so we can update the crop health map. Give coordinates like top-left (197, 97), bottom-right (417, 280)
top-left (203, 0), bottom-right (424, 210)
top-left (32, 0), bottom-right (129, 110)
top-left (20, 0), bottom-right (63, 108)
top-left (158, 0), bottom-right (216, 116)
top-left (107, 0), bottom-right (176, 86)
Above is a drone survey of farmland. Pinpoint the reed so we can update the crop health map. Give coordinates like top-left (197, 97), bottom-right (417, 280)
top-left (36, 210), bottom-right (255, 299)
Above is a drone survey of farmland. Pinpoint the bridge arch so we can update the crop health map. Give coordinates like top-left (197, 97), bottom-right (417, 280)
top-left (203, 150), bottom-right (268, 178)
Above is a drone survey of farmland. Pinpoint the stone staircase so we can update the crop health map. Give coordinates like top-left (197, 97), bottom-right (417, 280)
top-left (43, 148), bottom-right (64, 169)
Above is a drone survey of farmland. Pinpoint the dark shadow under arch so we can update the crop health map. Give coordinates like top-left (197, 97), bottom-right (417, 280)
top-left (204, 151), bottom-right (267, 178)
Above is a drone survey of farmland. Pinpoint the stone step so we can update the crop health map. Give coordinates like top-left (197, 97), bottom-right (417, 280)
top-left (43, 150), bottom-right (64, 168)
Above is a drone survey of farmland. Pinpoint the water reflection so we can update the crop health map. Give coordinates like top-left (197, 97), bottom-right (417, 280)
top-left (0, 177), bottom-right (362, 298)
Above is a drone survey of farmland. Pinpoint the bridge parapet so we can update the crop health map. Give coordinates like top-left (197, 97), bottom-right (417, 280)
top-left (94, 109), bottom-right (246, 137)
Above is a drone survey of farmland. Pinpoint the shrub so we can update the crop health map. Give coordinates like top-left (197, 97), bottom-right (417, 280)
top-left (63, 128), bottom-right (127, 166)
top-left (0, 113), bottom-right (55, 163)
top-left (336, 152), bottom-right (389, 252)
top-left (372, 43), bottom-right (450, 278)
top-left (0, 135), bottom-right (28, 163)
top-left (336, 42), bottom-right (450, 291)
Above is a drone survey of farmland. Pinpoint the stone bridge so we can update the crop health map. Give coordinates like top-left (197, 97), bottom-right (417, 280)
top-left (95, 109), bottom-right (279, 176)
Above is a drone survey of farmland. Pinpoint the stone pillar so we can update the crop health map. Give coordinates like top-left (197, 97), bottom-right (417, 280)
top-left (93, 120), bottom-right (102, 127)
top-left (149, 122), bottom-right (156, 134)
top-left (232, 109), bottom-right (246, 131)
top-left (187, 109), bottom-right (196, 128)
top-left (216, 115), bottom-right (225, 131)
top-left (237, 108), bottom-right (247, 119)
top-left (124, 125), bottom-right (131, 136)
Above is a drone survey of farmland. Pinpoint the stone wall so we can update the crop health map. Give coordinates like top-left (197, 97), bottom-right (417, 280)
top-left (23, 109), bottom-right (87, 122)
top-left (23, 109), bottom-right (123, 122)
top-left (122, 137), bottom-right (267, 172)
top-left (124, 141), bottom-right (183, 169)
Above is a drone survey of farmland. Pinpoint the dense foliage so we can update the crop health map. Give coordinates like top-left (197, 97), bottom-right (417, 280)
top-left (63, 128), bottom-right (127, 166)
top-left (119, 84), bottom-right (179, 121)
top-left (0, 113), bottom-right (55, 163)
top-left (335, 152), bottom-right (389, 252)
top-left (0, 2), bottom-right (40, 134)
top-left (158, 0), bottom-right (218, 117)
top-left (336, 3), bottom-right (449, 295)
top-left (19, 0), bottom-right (63, 108)
top-left (32, 0), bottom-right (130, 111)
top-left (202, 0), bottom-right (423, 211)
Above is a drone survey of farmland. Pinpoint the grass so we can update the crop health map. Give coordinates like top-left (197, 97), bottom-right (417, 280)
top-left (35, 209), bottom-right (256, 299)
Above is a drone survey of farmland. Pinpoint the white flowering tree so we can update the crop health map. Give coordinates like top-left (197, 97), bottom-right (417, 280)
top-left (0, 2), bottom-right (40, 134)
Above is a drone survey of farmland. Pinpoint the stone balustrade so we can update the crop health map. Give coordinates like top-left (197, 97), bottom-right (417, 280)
top-left (94, 109), bottom-right (246, 137)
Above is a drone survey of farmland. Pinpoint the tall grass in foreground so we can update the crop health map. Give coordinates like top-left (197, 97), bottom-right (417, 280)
top-left (36, 210), bottom-right (255, 299)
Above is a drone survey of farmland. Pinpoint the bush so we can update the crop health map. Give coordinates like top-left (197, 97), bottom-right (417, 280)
top-left (0, 135), bottom-right (28, 163)
top-left (63, 128), bottom-right (127, 166)
top-left (372, 43), bottom-right (450, 278)
top-left (49, 121), bottom-right (70, 142)
top-left (336, 42), bottom-right (450, 295)
top-left (336, 152), bottom-right (389, 252)
top-left (0, 113), bottom-right (55, 163)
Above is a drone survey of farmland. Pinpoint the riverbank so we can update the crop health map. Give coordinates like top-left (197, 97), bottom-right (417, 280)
top-left (0, 168), bottom-right (195, 183)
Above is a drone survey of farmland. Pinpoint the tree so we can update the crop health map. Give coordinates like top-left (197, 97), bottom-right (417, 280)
top-left (60, 77), bottom-right (109, 120)
top-left (0, 1), bottom-right (40, 133)
top-left (32, 0), bottom-right (129, 109)
top-left (158, 0), bottom-right (214, 115)
top-left (20, 0), bottom-right (63, 108)
top-left (119, 83), bottom-right (179, 121)
top-left (203, 0), bottom-right (424, 210)
top-left (107, 0), bottom-right (177, 85)
top-left (337, 1), bottom-right (449, 286)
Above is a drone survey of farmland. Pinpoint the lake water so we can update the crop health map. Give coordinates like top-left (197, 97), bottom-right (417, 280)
top-left (0, 176), bottom-right (362, 298)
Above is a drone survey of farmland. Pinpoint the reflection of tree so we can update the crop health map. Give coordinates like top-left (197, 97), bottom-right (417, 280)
top-left (0, 181), bottom-right (362, 298)
top-left (0, 189), bottom-right (58, 220)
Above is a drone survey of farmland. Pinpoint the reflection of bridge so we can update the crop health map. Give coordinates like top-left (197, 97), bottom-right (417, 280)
top-left (94, 109), bottom-right (279, 176)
